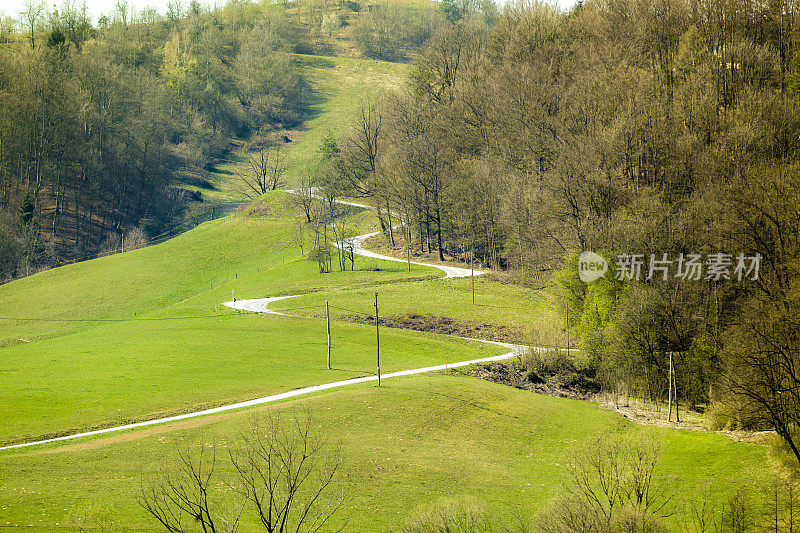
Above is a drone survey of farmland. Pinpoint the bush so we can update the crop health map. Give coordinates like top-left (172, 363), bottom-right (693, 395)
top-left (704, 399), bottom-right (765, 431)
top-left (537, 433), bottom-right (671, 533)
top-left (521, 347), bottom-right (577, 377)
top-left (399, 500), bottom-right (492, 533)
top-left (124, 227), bottom-right (149, 250)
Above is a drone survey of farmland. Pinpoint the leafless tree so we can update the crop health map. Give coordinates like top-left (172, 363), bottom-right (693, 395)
top-left (20, 0), bottom-right (44, 49)
top-left (292, 176), bottom-right (315, 223)
top-left (229, 414), bottom-right (345, 533)
top-left (538, 434), bottom-right (671, 533)
top-left (338, 100), bottom-right (383, 197)
top-left (140, 413), bottom-right (344, 533)
top-left (309, 199), bottom-right (332, 274)
top-left (293, 216), bottom-right (306, 256)
top-left (139, 446), bottom-right (242, 533)
top-left (242, 146), bottom-right (287, 198)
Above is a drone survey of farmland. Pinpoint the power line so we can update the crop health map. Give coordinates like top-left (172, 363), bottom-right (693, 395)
top-left (328, 305), bottom-right (368, 315)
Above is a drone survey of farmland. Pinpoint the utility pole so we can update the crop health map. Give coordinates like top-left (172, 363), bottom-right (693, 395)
top-left (326, 300), bottom-right (331, 370)
top-left (407, 228), bottom-right (411, 272)
top-left (232, 288), bottom-right (235, 310)
top-left (375, 292), bottom-right (380, 386)
top-left (668, 352), bottom-right (673, 422)
top-left (471, 250), bottom-right (475, 305)
top-left (565, 301), bottom-right (569, 353)
top-left (673, 356), bottom-right (680, 423)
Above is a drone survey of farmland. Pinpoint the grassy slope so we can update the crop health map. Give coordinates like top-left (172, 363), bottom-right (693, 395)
top-left (0, 193), bottom-right (431, 348)
top-left (0, 192), bottom-right (511, 444)
top-left (0, 374), bottom-right (772, 531)
top-left (269, 275), bottom-right (554, 335)
top-left (204, 54), bottom-right (409, 202)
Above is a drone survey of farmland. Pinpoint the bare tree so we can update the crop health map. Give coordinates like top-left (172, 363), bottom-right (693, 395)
top-left (309, 199), bottom-right (332, 274)
top-left (140, 413), bottom-right (344, 533)
top-left (338, 100), bottom-right (383, 197)
top-left (241, 146), bottom-right (287, 198)
top-left (293, 215), bottom-right (306, 256)
top-left (292, 176), bottom-right (315, 223)
top-left (230, 414), bottom-right (345, 533)
top-left (20, 0), bottom-right (44, 48)
top-left (139, 446), bottom-right (242, 533)
top-left (538, 434), bottom-right (671, 533)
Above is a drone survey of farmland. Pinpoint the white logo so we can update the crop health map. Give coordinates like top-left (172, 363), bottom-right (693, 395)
top-left (578, 251), bottom-right (608, 283)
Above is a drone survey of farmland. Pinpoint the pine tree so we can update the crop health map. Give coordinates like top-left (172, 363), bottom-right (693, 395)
top-left (19, 191), bottom-right (34, 227)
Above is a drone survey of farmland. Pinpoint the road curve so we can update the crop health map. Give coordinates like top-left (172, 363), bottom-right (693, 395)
top-left (290, 190), bottom-right (483, 279)
top-left (0, 196), bottom-right (496, 451)
top-left (343, 231), bottom-right (480, 279)
top-left (223, 295), bottom-right (299, 315)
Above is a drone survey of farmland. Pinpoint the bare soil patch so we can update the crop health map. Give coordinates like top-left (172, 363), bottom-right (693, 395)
top-left (464, 361), bottom-right (601, 401)
top-left (345, 313), bottom-right (521, 343)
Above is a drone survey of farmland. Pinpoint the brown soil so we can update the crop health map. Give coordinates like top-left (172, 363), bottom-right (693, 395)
top-left (464, 361), bottom-right (600, 401)
top-left (345, 313), bottom-right (522, 343)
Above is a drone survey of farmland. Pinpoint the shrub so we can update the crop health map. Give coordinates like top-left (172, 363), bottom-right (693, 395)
top-left (399, 500), bottom-right (492, 533)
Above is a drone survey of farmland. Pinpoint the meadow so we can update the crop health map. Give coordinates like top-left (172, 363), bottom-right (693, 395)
top-left (0, 373), bottom-right (773, 531)
top-left (201, 54), bottom-right (409, 203)
top-left (0, 44), bottom-right (786, 533)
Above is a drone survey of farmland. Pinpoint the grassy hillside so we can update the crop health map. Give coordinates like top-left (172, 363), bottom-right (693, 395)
top-left (0, 191), bottom-right (513, 445)
top-left (0, 193), bottom-right (429, 349)
top-left (203, 54), bottom-right (409, 203)
top-left (269, 275), bottom-right (554, 335)
top-left (0, 373), bottom-right (773, 531)
top-left (0, 45), bottom-right (786, 533)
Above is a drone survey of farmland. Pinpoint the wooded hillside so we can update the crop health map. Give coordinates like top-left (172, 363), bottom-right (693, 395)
top-left (0, 0), bottom-right (443, 280)
top-left (316, 0), bottom-right (800, 462)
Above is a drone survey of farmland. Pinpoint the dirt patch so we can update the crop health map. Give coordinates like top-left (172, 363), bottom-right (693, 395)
top-left (345, 313), bottom-right (521, 343)
top-left (465, 361), bottom-right (600, 401)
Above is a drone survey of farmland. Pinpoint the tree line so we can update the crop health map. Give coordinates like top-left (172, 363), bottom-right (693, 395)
top-left (321, 0), bottom-right (800, 464)
top-left (0, 0), bottom-right (440, 281)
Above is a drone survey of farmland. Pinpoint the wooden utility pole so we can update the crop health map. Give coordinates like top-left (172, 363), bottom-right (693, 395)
top-left (406, 226), bottom-right (411, 272)
top-left (673, 356), bottom-right (680, 423)
top-left (326, 300), bottom-right (331, 370)
top-left (668, 352), bottom-right (673, 422)
top-left (565, 301), bottom-right (569, 353)
top-left (471, 250), bottom-right (475, 304)
top-left (375, 292), bottom-right (380, 386)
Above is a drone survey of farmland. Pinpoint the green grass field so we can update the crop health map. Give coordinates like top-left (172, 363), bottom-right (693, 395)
top-left (0, 193), bottom-right (784, 531)
top-left (0, 374), bottom-right (773, 531)
top-left (269, 275), bottom-right (554, 335)
top-left (0, 192), bottom-right (521, 446)
top-left (0, 193), bottom-right (432, 347)
top-left (0, 315), bottom-right (502, 444)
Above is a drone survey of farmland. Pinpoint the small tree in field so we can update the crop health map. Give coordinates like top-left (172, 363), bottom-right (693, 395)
top-left (241, 145), bottom-right (287, 198)
top-left (538, 433), bottom-right (671, 533)
top-left (140, 413), bottom-right (345, 533)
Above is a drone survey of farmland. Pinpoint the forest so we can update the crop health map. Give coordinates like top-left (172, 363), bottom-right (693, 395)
top-left (0, 0), bottom-right (439, 280)
top-left (304, 0), bottom-right (800, 464)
